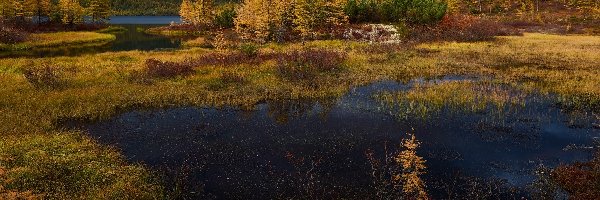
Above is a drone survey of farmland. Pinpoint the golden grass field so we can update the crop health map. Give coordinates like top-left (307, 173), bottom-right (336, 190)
top-left (0, 33), bottom-right (599, 198)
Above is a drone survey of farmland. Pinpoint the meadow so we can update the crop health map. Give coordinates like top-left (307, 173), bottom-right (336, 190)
top-left (1, 0), bottom-right (600, 198)
top-left (0, 31), bottom-right (599, 198)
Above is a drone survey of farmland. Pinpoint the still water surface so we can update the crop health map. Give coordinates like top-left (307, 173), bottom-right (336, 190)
top-left (66, 77), bottom-right (600, 199)
top-left (0, 16), bottom-right (185, 58)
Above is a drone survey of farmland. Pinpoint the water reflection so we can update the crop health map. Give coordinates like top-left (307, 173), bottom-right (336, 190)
top-left (1, 24), bottom-right (186, 58)
top-left (65, 79), bottom-right (600, 199)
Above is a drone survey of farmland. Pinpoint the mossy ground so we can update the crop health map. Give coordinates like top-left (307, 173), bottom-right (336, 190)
top-left (0, 32), bottom-right (116, 51)
top-left (0, 33), bottom-right (599, 198)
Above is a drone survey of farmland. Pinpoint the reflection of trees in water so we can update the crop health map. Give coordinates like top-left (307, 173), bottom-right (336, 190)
top-left (266, 97), bottom-right (337, 124)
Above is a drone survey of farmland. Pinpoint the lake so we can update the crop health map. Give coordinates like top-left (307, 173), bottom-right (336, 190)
top-left (0, 16), bottom-right (186, 58)
top-left (65, 77), bottom-right (600, 199)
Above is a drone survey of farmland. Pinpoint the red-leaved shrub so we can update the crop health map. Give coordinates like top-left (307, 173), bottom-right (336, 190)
top-left (145, 59), bottom-right (194, 79)
top-left (411, 14), bottom-right (520, 42)
top-left (277, 49), bottom-right (347, 82)
top-left (0, 23), bottom-right (28, 44)
top-left (552, 152), bottom-right (600, 199)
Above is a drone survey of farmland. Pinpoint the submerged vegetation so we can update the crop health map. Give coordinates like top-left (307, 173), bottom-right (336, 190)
top-left (376, 80), bottom-right (526, 119)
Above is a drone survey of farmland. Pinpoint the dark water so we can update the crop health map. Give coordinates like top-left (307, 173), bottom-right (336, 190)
top-left (66, 78), bottom-right (600, 199)
top-left (109, 16), bottom-right (182, 24)
top-left (0, 16), bottom-right (185, 58)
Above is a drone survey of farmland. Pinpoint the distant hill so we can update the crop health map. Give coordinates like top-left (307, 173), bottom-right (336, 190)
top-left (111, 0), bottom-right (238, 16)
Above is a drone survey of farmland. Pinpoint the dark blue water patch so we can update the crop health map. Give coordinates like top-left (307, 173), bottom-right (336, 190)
top-left (109, 16), bottom-right (181, 25)
top-left (65, 79), bottom-right (600, 199)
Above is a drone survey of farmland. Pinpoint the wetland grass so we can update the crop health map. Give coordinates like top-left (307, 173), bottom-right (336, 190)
top-left (1, 33), bottom-right (600, 198)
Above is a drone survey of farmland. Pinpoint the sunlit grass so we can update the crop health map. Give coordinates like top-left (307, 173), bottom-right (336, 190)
top-left (376, 80), bottom-right (526, 119)
top-left (0, 32), bottom-right (116, 51)
top-left (0, 33), bottom-right (599, 198)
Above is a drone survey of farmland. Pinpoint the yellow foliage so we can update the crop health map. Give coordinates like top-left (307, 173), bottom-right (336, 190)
top-left (180, 0), bottom-right (214, 25)
top-left (235, 0), bottom-right (348, 42)
top-left (58, 0), bottom-right (84, 25)
top-left (235, 0), bottom-right (292, 42)
top-left (396, 134), bottom-right (428, 199)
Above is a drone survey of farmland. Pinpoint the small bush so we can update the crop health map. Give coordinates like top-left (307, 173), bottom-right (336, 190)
top-left (0, 23), bottom-right (28, 44)
top-left (22, 63), bottom-right (63, 89)
top-left (220, 71), bottom-right (247, 85)
top-left (144, 59), bottom-right (195, 79)
top-left (277, 49), bottom-right (347, 82)
top-left (552, 152), bottom-right (600, 199)
top-left (239, 43), bottom-right (259, 57)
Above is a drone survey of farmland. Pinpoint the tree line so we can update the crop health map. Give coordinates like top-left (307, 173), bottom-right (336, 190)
top-left (0, 0), bottom-right (111, 25)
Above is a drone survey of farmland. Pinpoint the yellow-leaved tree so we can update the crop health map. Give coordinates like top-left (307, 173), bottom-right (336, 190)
top-left (89, 0), bottom-right (111, 23)
top-left (235, 0), bottom-right (293, 42)
top-left (59, 0), bottom-right (84, 25)
top-left (180, 0), bottom-right (214, 26)
top-left (396, 134), bottom-right (427, 199)
top-left (294, 0), bottom-right (347, 40)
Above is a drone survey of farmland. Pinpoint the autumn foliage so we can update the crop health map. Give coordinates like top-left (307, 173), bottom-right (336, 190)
top-left (552, 152), bottom-right (600, 199)
top-left (234, 0), bottom-right (348, 42)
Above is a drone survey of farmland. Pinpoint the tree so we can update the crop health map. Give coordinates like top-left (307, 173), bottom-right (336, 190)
top-left (89, 0), bottom-right (111, 23)
top-left (14, 0), bottom-right (26, 20)
top-left (59, 0), bottom-right (84, 25)
top-left (235, 0), bottom-right (292, 42)
top-left (180, 0), bottom-right (194, 24)
top-left (24, 0), bottom-right (52, 24)
top-left (0, 0), bottom-right (17, 20)
top-left (396, 134), bottom-right (427, 199)
top-left (179, 0), bottom-right (214, 25)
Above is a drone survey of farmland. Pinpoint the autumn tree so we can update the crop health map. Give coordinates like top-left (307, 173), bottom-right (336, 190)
top-left (22, 0), bottom-right (52, 24)
top-left (396, 134), bottom-right (427, 199)
top-left (0, 0), bottom-right (16, 20)
top-left (89, 0), bottom-right (111, 23)
top-left (180, 0), bottom-right (214, 26)
top-left (59, 0), bottom-right (84, 25)
top-left (235, 0), bottom-right (293, 42)
top-left (180, 0), bottom-right (194, 23)
top-left (293, 0), bottom-right (348, 40)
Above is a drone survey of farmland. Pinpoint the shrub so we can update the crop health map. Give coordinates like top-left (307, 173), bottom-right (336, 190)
top-left (277, 49), bottom-right (347, 82)
top-left (552, 152), bottom-right (600, 199)
top-left (0, 23), bottom-right (28, 44)
top-left (239, 43), bottom-right (259, 57)
top-left (22, 63), bottom-right (63, 89)
top-left (220, 71), bottom-right (247, 85)
top-left (345, 0), bottom-right (447, 24)
top-left (144, 59), bottom-right (195, 79)
top-left (410, 14), bottom-right (520, 42)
